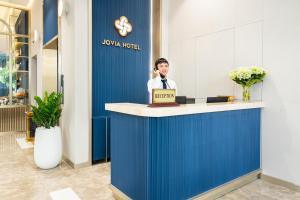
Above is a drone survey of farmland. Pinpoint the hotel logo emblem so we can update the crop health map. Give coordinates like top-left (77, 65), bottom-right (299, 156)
top-left (114, 16), bottom-right (132, 37)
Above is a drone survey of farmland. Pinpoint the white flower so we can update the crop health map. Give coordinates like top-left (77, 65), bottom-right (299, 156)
top-left (250, 66), bottom-right (265, 75)
top-left (229, 66), bottom-right (266, 87)
top-left (236, 67), bottom-right (252, 80)
top-left (229, 70), bottom-right (238, 80)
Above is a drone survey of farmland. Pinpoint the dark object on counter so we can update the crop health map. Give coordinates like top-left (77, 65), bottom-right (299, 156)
top-left (175, 96), bottom-right (186, 104)
top-left (186, 98), bottom-right (195, 104)
top-left (206, 96), bottom-right (229, 103)
top-left (176, 96), bottom-right (196, 104)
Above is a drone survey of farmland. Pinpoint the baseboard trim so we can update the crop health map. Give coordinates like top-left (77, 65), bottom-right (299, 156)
top-left (110, 184), bottom-right (131, 200)
top-left (192, 169), bottom-right (261, 200)
top-left (110, 170), bottom-right (261, 200)
top-left (62, 155), bottom-right (91, 169)
top-left (261, 174), bottom-right (300, 192)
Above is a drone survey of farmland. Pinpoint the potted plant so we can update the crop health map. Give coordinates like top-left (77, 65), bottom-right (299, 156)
top-left (31, 92), bottom-right (63, 169)
top-left (229, 66), bottom-right (266, 101)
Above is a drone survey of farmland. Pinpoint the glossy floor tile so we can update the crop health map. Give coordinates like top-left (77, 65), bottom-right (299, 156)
top-left (0, 132), bottom-right (113, 200)
top-left (0, 132), bottom-right (300, 200)
top-left (50, 187), bottom-right (81, 200)
top-left (218, 180), bottom-right (300, 200)
top-left (16, 137), bottom-right (34, 149)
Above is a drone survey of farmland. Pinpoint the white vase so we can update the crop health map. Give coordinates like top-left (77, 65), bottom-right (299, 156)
top-left (34, 126), bottom-right (62, 169)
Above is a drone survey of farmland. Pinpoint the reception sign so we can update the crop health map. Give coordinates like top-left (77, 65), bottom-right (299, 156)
top-left (152, 89), bottom-right (176, 104)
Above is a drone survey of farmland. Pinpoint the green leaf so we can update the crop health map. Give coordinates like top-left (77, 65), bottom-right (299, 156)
top-left (32, 91), bottom-right (63, 128)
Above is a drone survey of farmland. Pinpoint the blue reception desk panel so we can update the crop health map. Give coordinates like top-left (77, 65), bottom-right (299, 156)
top-left (110, 109), bottom-right (261, 200)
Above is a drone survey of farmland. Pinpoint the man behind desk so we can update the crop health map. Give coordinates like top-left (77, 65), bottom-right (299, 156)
top-left (147, 58), bottom-right (177, 101)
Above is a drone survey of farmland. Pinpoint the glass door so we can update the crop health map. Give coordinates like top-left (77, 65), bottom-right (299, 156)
top-left (0, 20), bottom-right (12, 106)
top-left (0, 6), bottom-right (29, 107)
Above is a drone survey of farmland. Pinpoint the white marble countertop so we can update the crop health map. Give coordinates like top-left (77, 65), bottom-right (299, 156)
top-left (105, 101), bottom-right (265, 117)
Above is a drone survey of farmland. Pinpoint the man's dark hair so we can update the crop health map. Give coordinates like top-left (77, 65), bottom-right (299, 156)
top-left (155, 58), bottom-right (169, 70)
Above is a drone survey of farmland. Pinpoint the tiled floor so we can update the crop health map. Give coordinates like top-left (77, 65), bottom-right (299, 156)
top-left (218, 180), bottom-right (300, 200)
top-left (0, 132), bottom-right (113, 200)
top-left (1, 132), bottom-right (300, 200)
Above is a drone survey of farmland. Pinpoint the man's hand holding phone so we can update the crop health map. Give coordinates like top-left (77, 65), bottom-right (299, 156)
top-left (154, 69), bottom-right (166, 79)
top-left (154, 69), bottom-right (161, 78)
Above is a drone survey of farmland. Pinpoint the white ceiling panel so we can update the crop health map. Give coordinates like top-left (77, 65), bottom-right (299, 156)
top-left (0, 0), bottom-right (30, 6)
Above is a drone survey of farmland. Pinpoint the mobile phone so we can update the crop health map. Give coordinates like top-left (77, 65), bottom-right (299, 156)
top-left (154, 68), bottom-right (165, 79)
top-left (160, 73), bottom-right (166, 79)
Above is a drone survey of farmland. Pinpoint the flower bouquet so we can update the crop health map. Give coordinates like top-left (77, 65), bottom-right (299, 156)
top-left (229, 66), bottom-right (266, 101)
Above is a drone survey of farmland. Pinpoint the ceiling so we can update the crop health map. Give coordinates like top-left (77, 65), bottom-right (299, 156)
top-left (0, 6), bottom-right (22, 33)
top-left (0, 1), bottom-right (27, 55)
top-left (0, 0), bottom-right (30, 6)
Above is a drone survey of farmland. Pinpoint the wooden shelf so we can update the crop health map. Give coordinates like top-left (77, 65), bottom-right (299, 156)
top-left (14, 56), bottom-right (28, 59)
top-left (15, 42), bottom-right (28, 46)
top-left (16, 70), bottom-right (29, 73)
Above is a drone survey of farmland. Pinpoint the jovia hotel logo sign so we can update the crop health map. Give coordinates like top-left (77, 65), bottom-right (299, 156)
top-left (101, 16), bottom-right (141, 51)
top-left (114, 16), bottom-right (132, 37)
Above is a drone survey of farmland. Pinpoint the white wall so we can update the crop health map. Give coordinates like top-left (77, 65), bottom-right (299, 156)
top-left (60, 0), bottom-right (90, 166)
top-left (42, 49), bottom-right (57, 93)
top-left (165, 0), bottom-right (300, 185)
top-left (165, 0), bottom-right (263, 100)
top-left (262, 0), bottom-right (300, 186)
top-left (30, 0), bottom-right (90, 166)
top-left (29, 0), bottom-right (43, 99)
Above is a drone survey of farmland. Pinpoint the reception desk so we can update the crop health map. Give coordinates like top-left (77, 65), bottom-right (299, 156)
top-left (105, 102), bottom-right (264, 200)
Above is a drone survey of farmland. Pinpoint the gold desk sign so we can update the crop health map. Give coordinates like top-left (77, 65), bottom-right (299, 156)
top-left (149, 89), bottom-right (179, 107)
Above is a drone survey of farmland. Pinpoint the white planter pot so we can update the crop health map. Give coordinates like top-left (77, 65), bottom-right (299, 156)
top-left (34, 126), bottom-right (62, 169)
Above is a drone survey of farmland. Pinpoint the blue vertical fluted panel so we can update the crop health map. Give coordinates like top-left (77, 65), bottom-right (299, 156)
top-left (43, 0), bottom-right (58, 44)
top-left (148, 109), bottom-right (260, 200)
top-left (110, 112), bottom-right (149, 200)
top-left (92, 116), bottom-right (107, 160)
top-left (92, 0), bottom-right (151, 161)
top-left (109, 108), bottom-right (261, 200)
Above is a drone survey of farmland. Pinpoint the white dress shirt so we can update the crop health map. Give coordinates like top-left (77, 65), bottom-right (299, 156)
top-left (147, 76), bottom-right (177, 102)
